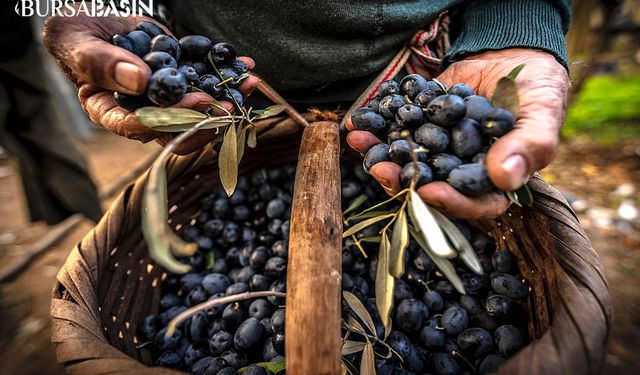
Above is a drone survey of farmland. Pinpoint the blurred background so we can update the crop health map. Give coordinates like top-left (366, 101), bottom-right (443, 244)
top-left (0, 0), bottom-right (638, 374)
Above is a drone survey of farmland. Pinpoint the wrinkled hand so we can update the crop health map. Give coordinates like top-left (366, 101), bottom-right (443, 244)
top-left (346, 48), bottom-right (570, 219)
top-left (43, 12), bottom-right (261, 154)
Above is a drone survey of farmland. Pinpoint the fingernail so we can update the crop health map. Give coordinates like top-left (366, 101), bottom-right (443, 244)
top-left (115, 62), bottom-right (144, 93)
top-left (378, 178), bottom-right (392, 191)
top-left (501, 154), bottom-right (528, 187)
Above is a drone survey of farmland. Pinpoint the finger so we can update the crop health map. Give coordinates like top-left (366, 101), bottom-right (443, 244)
top-left (345, 117), bottom-right (355, 131)
top-left (370, 162), bottom-right (402, 195)
top-left (79, 84), bottom-right (157, 142)
top-left (236, 56), bottom-right (256, 70)
top-left (486, 74), bottom-right (567, 191)
top-left (43, 17), bottom-right (152, 95)
top-left (237, 75), bottom-right (262, 97)
top-left (417, 182), bottom-right (510, 220)
top-left (346, 131), bottom-right (382, 155)
top-left (171, 92), bottom-right (217, 111)
top-left (435, 63), bottom-right (481, 93)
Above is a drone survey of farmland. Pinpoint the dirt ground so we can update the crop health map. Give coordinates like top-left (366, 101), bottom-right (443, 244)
top-left (0, 130), bottom-right (638, 375)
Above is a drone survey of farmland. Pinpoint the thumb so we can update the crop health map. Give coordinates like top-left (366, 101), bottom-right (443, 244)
top-left (44, 17), bottom-right (152, 95)
top-left (69, 37), bottom-right (151, 95)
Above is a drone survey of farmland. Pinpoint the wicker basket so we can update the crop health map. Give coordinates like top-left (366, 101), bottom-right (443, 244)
top-left (50, 116), bottom-right (612, 375)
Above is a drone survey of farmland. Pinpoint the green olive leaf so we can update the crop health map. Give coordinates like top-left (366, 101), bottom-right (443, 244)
top-left (429, 208), bottom-right (483, 275)
top-left (408, 225), bottom-right (465, 294)
top-left (252, 105), bottom-right (287, 120)
top-left (135, 107), bottom-right (208, 128)
top-left (358, 236), bottom-right (382, 244)
top-left (239, 360), bottom-right (286, 374)
top-left (515, 184), bottom-right (534, 206)
top-left (343, 291), bottom-right (377, 336)
top-left (345, 210), bottom-right (396, 224)
top-left (507, 63), bottom-right (526, 80)
top-left (376, 231), bottom-right (394, 339)
top-left (205, 252), bottom-right (215, 270)
top-left (247, 126), bottom-right (258, 148)
top-left (505, 190), bottom-right (522, 208)
top-left (342, 213), bottom-right (394, 238)
top-left (491, 77), bottom-right (520, 117)
top-left (342, 340), bottom-right (366, 356)
top-left (389, 205), bottom-right (409, 278)
top-left (149, 119), bottom-right (234, 133)
top-left (360, 340), bottom-right (376, 375)
top-left (407, 190), bottom-right (456, 258)
top-left (344, 194), bottom-right (369, 216)
top-left (219, 124), bottom-right (239, 196)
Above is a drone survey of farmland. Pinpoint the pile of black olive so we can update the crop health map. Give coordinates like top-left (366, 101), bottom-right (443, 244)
top-left (111, 21), bottom-right (247, 110)
top-left (353, 76), bottom-right (515, 197)
top-left (138, 163), bottom-right (530, 375)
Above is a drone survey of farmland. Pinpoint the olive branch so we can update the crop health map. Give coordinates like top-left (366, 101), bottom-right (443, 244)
top-left (135, 55), bottom-right (286, 273)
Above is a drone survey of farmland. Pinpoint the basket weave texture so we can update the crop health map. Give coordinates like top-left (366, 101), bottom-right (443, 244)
top-left (51, 117), bottom-right (612, 375)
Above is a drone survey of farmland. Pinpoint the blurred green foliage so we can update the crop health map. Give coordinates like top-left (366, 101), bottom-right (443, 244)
top-left (563, 74), bottom-right (640, 145)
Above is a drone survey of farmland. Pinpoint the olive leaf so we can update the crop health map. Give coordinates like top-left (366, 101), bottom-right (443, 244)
top-left (358, 236), bottom-right (382, 244)
top-left (345, 210), bottom-right (396, 224)
top-left (141, 114), bottom-right (242, 274)
top-left (239, 360), bottom-right (286, 374)
top-left (492, 77), bottom-right (520, 117)
top-left (375, 231), bottom-right (394, 339)
top-left (407, 190), bottom-right (455, 258)
top-left (236, 124), bottom-right (248, 162)
top-left (205, 252), bottom-right (215, 270)
top-left (505, 190), bottom-right (522, 207)
top-left (135, 107), bottom-right (208, 127)
top-left (389, 205), bottom-right (409, 278)
top-left (343, 291), bottom-right (377, 336)
top-left (219, 124), bottom-right (239, 196)
top-left (149, 119), bottom-right (235, 133)
top-left (247, 126), bottom-right (258, 148)
top-left (236, 72), bottom-right (251, 84)
top-left (252, 105), bottom-right (287, 120)
top-left (142, 161), bottom-right (194, 274)
top-left (507, 63), bottom-right (526, 80)
top-left (430, 208), bottom-right (483, 275)
top-left (343, 213), bottom-right (395, 238)
top-left (210, 98), bottom-right (231, 114)
top-left (408, 225), bottom-right (465, 294)
top-left (345, 314), bottom-right (367, 335)
top-left (515, 184), bottom-right (533, 206)
top-left (360, 340), bottom-right (376, 375)
top-left (344, 194), bottom-right (369, 216)
top-left (342, 340), bottom-right (367, 356)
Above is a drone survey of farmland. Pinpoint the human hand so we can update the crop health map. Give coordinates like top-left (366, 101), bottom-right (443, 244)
top-left (43, 12), bottom-right (261, 154)
top-left (346, 49), bottom-right (570, 219)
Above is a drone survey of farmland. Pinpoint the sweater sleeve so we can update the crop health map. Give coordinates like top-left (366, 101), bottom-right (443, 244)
top-left (443, 0), bottom-right (572, 67)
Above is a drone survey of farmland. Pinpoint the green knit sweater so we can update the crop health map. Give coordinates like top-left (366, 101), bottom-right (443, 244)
top-left (162, 0), bottom-right (571, 102)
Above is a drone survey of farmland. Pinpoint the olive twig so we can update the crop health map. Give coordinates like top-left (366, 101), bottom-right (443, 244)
top-left (166, 291), bottom-right (286, 336)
